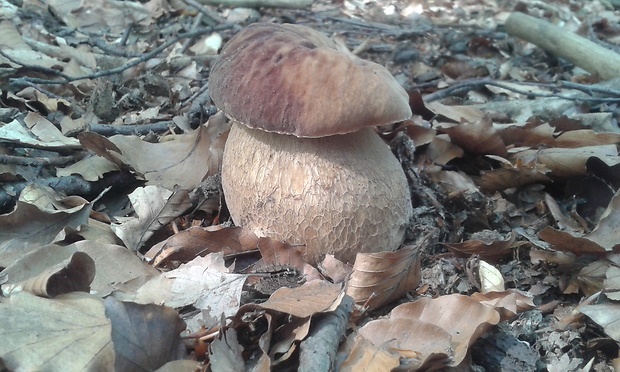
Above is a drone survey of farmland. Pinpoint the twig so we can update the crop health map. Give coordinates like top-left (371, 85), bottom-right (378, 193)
top-left (423, 78), bottom-right (620, 103)
top-left (298, 295), bottom-right (354, 372)
top-left (65, 121), bottom-right (179, 137)
top-left (0, 152), bottom-right (87, 166)
top-left (9, 25), bottom-right (235, 87)
top-left (196, 0), bottom-right (313, 9)
top-left (0, 171), bottom-right (138, 212)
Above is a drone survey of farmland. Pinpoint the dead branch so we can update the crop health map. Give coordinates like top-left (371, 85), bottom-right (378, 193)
top-left (0, 152), bottom-right (87, 166)
top-left (0, 171), bottom-right (138, 212)
top-left (298, 295), bottom-right (354, 372)
top-left (9, 25), bottom-right (235, 87)
top-left (423, 78), bottom-right (620, 103)
top-left (196, 0), bottom-right (312, 9)
top-left (505, 12), bottom-right (620, 80)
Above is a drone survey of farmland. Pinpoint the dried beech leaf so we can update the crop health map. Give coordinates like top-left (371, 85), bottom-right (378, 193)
top-left (479, 260), bottom-right (505, 293)
top-left (149, 226), bottom-right (259, 267)
top-left (209, 328), bottom-right (245, 372)
top-left (394, 294), bottom-right (499, 356)
top-left (604, 265), bottom-right (620, 301)
top-left (511, 145), bottom-right (619, 178)
top-left (425, 135), bottom-right (464, 165)
top-left (477, 161), bottom-right (551, 193)
top-left (112, 186), bottom-right (192, 252)
top-left (339, 334), bottom-right (401, 372)
top-left (0, 200), bottom-right (91, 267)
top-left (259, 280), bottom-right (344, 318)
top-left (346, 246), bottom-right (421, 310)
top-left (579, 302), bottom-right (620, 342)
top-left (471, 289), bottom-right (536, 321)
top-left (539, 189), bottom-right (620, 255)
top-left (444, 230), bottom-right (515, 261)
top-left (358, 317), bottom-right (452, 370)
top-left (0, 292), bottom-right (113, 371)
top-left (104, 297), bottom-right (186, 371)
top-left (438, 117), bottom-right (507, 156)
top-left (256, 237), bottom-right (322, 281)
top-left (109, 123), bottom-right (228, 190)
top-left (135, 254), bottom-right (246, 322)
top-left (7, 252), bottom-right (95, 298)
top-left (425, 101), bottom-right (486, 123)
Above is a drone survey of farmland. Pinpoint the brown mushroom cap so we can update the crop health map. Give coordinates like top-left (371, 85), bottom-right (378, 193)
top-left (209, 23), bottom-right (412, 137)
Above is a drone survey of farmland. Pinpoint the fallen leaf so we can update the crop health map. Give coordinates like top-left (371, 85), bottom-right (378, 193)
top-left (346, 246), bottom-right (421, 310)
top-left (148, 226), bottom-right (259, 267)
top-left (0, 292), bottom-right (113, 371)
top-left (3, 251), bottom-right (95, 298)
top-left (104, 297), bottom-right (186, 371)
top-left (111, 186), bottom-right (192, 251)
top-left (259, 280), bottom-right (344, 318)
top-left (0, 200), bottom-right (91, 267)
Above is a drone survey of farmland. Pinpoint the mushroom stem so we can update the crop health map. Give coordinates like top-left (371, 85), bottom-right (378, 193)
top-left (221, 121), bottom-right (413, 264)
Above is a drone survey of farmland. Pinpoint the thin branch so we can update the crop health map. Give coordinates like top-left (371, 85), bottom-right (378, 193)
top-left (9, 25), bottom-right (235, 87)
top-left (422, 78), bottom-right (620, 103)
top-left (0, 152), bottom-right (87, 166)
top-left (0, 171), bottom-right (138, 212)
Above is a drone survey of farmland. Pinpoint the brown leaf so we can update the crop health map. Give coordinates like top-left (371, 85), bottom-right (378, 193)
top-left (0, 200), bottom-right (91, 267)
top-left (579, 300), bottom-right (620, 343)
top-left (359, 318), bottom-right (451, 370)
top-left (104, 297), bottom-right (186, 371)
top-left (539, 189), bottom-right (620, 255)
top-left (111, 186), bottom-right (192, 251)
top-left (149, 226), bottom-right (259, 267)
top-left (339, 334), bottom-right (401, 372)
top-left (0, 292), bottom-right (113, 371)
top-left (444, 230), bottom-right (516, 261)
top-left (511, 145), bottom-right (620, 178)
top-left (14, 252), bottom-right (95, 298)
top-left (346, 246), bottom-right (421, 310)
top-left (438, 117), bottom-right (507, 156)
top-left (256, 237), bottom-right (322, 281)
top-left (259, 280), bottom-right (344, 318)
top-left (471, 289), bottom-right (536, 321)
top-left (392, 295), bottom-right (499, 362)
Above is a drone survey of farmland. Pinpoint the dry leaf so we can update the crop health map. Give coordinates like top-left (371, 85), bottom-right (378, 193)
top-left (579, 301), bottom-right (620, 342)
top-left (104, 297), bottom-right (186, 371)
top-left (135, 254), bottom-right (246, 326)
top-left (3, 252), bottom-right (95, 298)
top-left (479, 260), bottom-right (505, 293)
top-left (148, 226), bottom-right (259, 267)
top-left (438, 117), bottom-right (507, 156)
top-left (111, 186), bottom-right (192, 251)
top-left (346, 246), bottom-right (421, 310)
top-left (444, 230), bottom-right (515, 261)
top-left (259, 280), bottom-right (344, 318)
top-left (339, 334), bottom-right (401, 372)
top-left (0, 292), bottom-right (113, 371)
top-left (539, 189), bottom-right (620, 254)
top-left (0, 200), bottom-right (91, 267)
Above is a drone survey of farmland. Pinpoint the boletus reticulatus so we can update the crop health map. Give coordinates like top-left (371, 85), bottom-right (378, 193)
top-left (209, 23), bottom-right (413, 264)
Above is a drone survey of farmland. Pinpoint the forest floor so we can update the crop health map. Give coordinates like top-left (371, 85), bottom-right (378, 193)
top-left (1, 0), bottom-right (620, 371)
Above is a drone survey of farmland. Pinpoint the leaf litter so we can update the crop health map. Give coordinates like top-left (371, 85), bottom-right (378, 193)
top-left (1, 0), bottom-right (620, 370)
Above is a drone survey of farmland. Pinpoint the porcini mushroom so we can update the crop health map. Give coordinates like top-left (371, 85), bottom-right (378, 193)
top-left (209, 23), bottom-right (413, 264)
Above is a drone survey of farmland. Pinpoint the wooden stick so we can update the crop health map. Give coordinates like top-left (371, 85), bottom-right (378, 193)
top-left (196, 0), bottom-right (312, 9)
top-left (505, 12), bottom-right (620, 80)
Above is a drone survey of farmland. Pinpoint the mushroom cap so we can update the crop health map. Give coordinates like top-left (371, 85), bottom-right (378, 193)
top-left (209, 23), bottom-right (412, 137)
top-left (221, 122), bottom-right (413, 264)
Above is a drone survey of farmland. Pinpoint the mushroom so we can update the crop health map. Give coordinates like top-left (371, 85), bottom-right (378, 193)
top-left (209, 23), bottom-right (413, 264)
